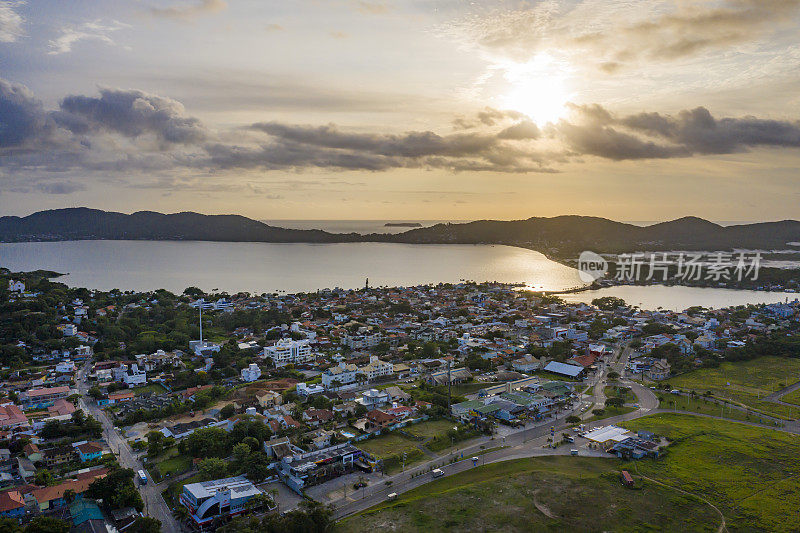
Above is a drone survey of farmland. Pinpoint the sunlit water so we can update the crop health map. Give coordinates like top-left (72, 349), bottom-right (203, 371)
top-left (0, 241), bottom-right (582, 294)
top-left (560, 285), bottom-right (798, 311)
top-left (1, 240), bottom-right (796, 310)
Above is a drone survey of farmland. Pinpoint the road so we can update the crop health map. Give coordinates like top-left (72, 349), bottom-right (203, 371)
top-left (77, 362), bottom-right (182, 533)
top-left (334, 341), bottom-right (661, 520)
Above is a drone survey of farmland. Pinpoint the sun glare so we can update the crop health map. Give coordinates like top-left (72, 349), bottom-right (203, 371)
top-left (499, 54), bottom-right (571, 125)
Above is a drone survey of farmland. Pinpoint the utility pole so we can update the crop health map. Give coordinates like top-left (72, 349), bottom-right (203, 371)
top-left (447, 359), bottom-right (452, 417)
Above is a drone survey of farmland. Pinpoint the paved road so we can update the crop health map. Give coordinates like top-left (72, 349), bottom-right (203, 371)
top-left (334, 341), bottom-right (661, 520)
top-left (763, 379), bottom-right (800, 403)
top-left (77, 363), bottom-right (182, 533)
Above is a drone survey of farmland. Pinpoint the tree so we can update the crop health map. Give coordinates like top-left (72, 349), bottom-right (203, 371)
top-left (0, 517), bottom-right (21, 533)
top-left (199, 457), bottom-right (229, 480)
top-left (147, 430), bottom-right (165, 457)
top-left (127, 517), bottom-right (162, 533)
top-left (86, 467), bottom-right (144, 511)
top-left (242, 436), bottom-right (260, 452)
top-left (233, 442), bottom-right (251, 465)
top-left (607, 371), bottom-right (620, 380)
top-left (35, 469), bottom-right (54, 486)
top-left (22, 517), bottom-right (70, 533)
top-left (219, 404), bottom-right (236, 419)
top-left (592, 297), bottom-right (626, 311)
top-left (592, 409), bottom-right (605, 417)
top-left (184, 427), bottom-right (229, 458)
top-left (63, 489), bottom-right (76, 504)
top-left (605, 397), bottom-right (624, 408)
top-left (566, 415), bottom-right (581, 424)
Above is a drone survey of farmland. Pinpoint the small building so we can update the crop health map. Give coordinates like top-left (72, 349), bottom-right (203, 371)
top-left (180, 476), bottom-right (263, 526)
top-left (542, 361), bottom-right (584, 379)
top-left (620, 470), bottom-right (634, 487)
top-left (76, 442), bottom-right (104, 462)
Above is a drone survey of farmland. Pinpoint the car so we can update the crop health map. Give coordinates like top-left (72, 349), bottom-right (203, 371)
top-left (565, 436), bottom-right (575, 443)
top-left (387, 493), bottom-right (398, 501)
top-left (431, 468), bottom-right (444, 478)
top-left (570, 449), bottom-right (579, 456)
top-left (670, 389), bottom-right (681, 394)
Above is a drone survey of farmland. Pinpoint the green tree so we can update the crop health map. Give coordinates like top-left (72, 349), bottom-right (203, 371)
top-left (127, 517), bottom-right (162, 533)
top-left (198, 457), bottom-right (229, 480)
top-left (22, 517), bottom-right (70, 533)
top-left (34, 469), bottom-right (54, 486)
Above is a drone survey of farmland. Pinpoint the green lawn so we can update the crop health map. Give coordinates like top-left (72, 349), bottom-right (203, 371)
top-left (665, 356), bottom-right (800, 419)
top-left (582, 405), bottom-right (636, 423)
top-left (338, 456), bottom-right (719, 532)
top-left (604, 385), bottom-right (635, 403)
top-left (404, 419), bottom-right (459, 440)
top-left (622, 413), bottom-right (800, 531)
top-left (134, 383), bottom-right (168, 396)
top-left (358, 433), bottom-right (421, 459)
top-left (147, 448), bottom-right (193, 482)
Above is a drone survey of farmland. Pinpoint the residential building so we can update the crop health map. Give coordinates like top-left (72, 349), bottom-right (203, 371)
top-left (240, 363), bottom-right (262, 382)
top-left (263, 339), bottom-right (314, 367)
top-left (113, 364), bottom-right (147, 387)
top-left (321, 362), bottom-right (359, 390)
top-left (76, 442), bottom-right (104, 462)
top-left (359, 356), bottom-right (393, 381)
top-left (358, 389), bottom-right (391, 409)
top-left (19, 386), bottom-right (70, 410)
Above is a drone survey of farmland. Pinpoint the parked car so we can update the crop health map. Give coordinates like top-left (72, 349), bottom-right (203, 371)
top-left (431, 468), bottom-right (444, 478)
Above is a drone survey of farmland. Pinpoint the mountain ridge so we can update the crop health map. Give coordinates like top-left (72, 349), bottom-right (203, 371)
top-left (1, 208), bottom-right (799, 255)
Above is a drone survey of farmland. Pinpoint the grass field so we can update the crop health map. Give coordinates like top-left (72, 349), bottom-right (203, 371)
top-left (582, 405), bottom-right (636, 423)
top-left (150, 451), bottom-right (192, 481)
top-left (657, 392), bottom-right (783, 426)
top-left (358, 433), bottom-right (420, 458)
top-left (665, 356), bottom-right (800, 419)
top-left (779, 387), bottom-right (800, 406)
top-left (338, 456), bottom-right (719, 532)
top-left (134, 383), bottom-right (168, 396)
top-left (622, 413), bottom-right (800, 531)
top-left (404, 419), bottom-right (459, 440)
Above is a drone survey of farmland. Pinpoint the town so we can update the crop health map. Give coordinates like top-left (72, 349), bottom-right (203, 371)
top-left (0, 269), bottom-right (799, 532)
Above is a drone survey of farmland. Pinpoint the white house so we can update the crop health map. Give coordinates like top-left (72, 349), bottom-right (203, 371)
top-left (359, 356), bottom-right (393, 381)
top-left (60, 324), bottom-right (77, 337)
top-left (7, 280), bottom-right (24, 293)
top-left (240, 363), bottom-right (262, 382)
top-left (357, 389), bottom-right (390, 408)
top-left (321, 362), bottom-right (359, 390)
top-left (55, 360), bottom-right (76, 374)
top-left (263, 339), bottom-right (314, 367)
top-left (296, 382), bottom-right (324, 396)
top-left (113, 363), bottom-right (147, 387)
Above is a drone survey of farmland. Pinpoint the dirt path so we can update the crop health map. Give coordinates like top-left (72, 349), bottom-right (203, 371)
top-left (634, 468), bottom-right (727, 533)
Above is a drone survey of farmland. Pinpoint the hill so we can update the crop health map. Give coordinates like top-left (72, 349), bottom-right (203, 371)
top-left (1, 209), bottom-right (799, 256)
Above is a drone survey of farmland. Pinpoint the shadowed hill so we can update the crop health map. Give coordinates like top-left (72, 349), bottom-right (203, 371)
top-left (1, 208), bottom-right (799, 255)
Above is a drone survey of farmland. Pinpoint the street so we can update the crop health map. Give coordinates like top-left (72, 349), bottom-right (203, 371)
top-left (77, 362), bottom-right (182, 533)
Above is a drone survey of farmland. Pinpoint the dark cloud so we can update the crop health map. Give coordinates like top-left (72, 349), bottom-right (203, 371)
top-left (556, 104), bottom-right (800, 160)
top-left (57, 88), bottom-right (207, 144)
top-left (0, 79), bottom-right (52, 148)
top-left (2, 76), bottom-right (800, 180)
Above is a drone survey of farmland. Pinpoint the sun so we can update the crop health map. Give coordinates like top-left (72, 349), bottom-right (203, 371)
top-left (499, 54), bottom-right (571, 125)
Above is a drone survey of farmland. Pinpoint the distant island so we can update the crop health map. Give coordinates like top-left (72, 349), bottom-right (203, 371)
top-left (2, 208), bottom-right (800, 259)
top-left (385, 222), bottom-right (422, 228)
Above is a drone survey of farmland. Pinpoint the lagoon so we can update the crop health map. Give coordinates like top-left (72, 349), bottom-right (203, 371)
top-left (0, 240), bottom-right (796, 311)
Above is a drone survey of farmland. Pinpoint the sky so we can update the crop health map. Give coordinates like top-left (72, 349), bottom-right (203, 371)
top-left (1, 0), bottom-right (800, 222)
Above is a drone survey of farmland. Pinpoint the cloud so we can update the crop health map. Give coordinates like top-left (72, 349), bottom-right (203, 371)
top-left (554, 103), bottom-right (800, 160)
top-left (48, 19), bottom-right (128, 55)
top-left (264, 23), bottom-right (284, 32)
top-left (354, 1), bottom-right (391, 15)
top-left (0, 78), bottom-right (53, 148)
top-left (447, 0), bottom-right (800, 70)
top-left (0, 1), bottom-right (23, 42)
top-left (150, 0), bottom-right (227, 20)
top-left (56, 88), bottom-right (208, 144)
top-left (36, 181), bottom-right (86, 194)
top-left (3, 76), bottom-right (800, 180)
top-left (330, 31), bottom-right (348, 39)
